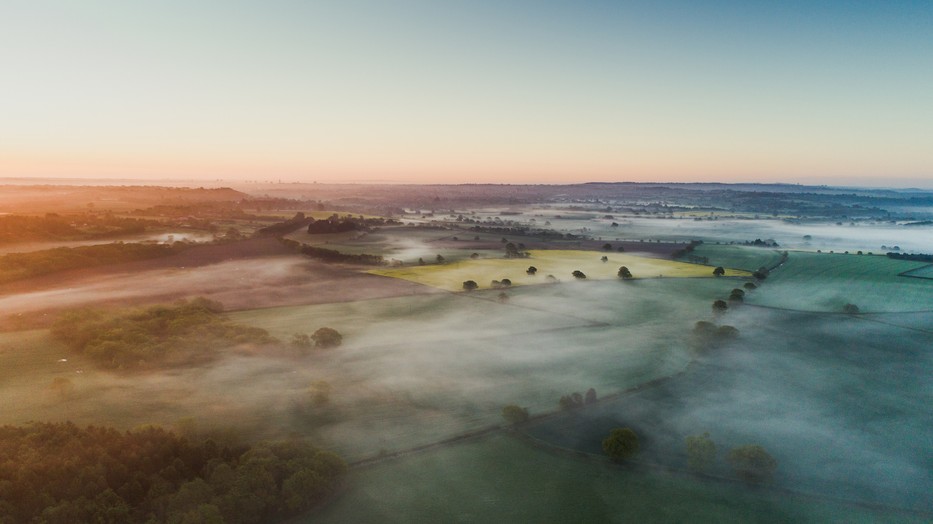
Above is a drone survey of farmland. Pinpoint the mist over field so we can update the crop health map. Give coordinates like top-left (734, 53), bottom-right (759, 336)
top-left (0, 182), bottom-right (930, 522)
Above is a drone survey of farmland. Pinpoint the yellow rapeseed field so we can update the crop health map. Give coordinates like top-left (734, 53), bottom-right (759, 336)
top-left (369, 250), bottom-right (751, 291)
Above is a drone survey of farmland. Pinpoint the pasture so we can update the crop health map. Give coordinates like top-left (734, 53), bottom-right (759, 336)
top-left (747, 252), bottom-right (933, 312)
top-left (523, 306), bottom-right (933, 513)
top-left (308, 434), bottom-right (923, 523)
top-left (369, 250), bottom-right (750, 291)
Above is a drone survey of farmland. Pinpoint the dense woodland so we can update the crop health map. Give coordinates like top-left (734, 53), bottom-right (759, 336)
top-left (0, 422), bottom-right (345, 524)
top-left (0, 243), bottom-right (184, 283)
top-left (0, 214), bottom-right (155, 244)
top-left (51, 298), bottom-right (277, 370)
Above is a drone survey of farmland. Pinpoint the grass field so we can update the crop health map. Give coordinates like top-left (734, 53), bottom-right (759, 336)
top-left (522, 306), bottom-right (933, 513)
top-left (689, 244), bottom-right (787, 272)
top-left (369, 250), bottom-right (751, 291)
top-left (900, 264), bottom-right (933, 280)
top-left (308, 434), bottom-right (924, 523)
top-left (748, 252), bottom-right (933, 312)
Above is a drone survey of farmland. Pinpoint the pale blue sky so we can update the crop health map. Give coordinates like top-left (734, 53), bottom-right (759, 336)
top-left (1, 1), bottom-right (931, 186)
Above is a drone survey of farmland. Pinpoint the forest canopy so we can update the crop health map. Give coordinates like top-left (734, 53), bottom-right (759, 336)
top-left (51, 298), bottom-right (277, 370)
top-left (0, 421), bottom-right (345, 524)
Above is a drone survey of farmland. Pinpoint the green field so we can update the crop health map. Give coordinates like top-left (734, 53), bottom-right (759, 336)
top-left (370, 250), bottom-right (750, 292)
top-left (689, 244), bottom-right (787, 272)
top-left (308, 434), bottom-right (923, 523)
top-left (224, 278), bottom-right (742, 459)
top-left (900, 264), bottom-right (933, 280)
top-left (748, 252), bottom-right (933, 312)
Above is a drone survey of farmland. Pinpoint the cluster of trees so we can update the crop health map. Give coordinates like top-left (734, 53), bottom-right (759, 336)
top-left (684, 433), bottom-right (777, 484)
top-left (306, 214), bottom-right (399, 234)
top-left (886, 252), bottom-right (933, 262)
top-left (504, 242), bottom-right (529, 258)
top-left (0, 422), bottom-right (345, 523)
top-left (558, 388), bottom-right (597, 410)
top-left (0, 213), bottom-right (156, 244)
top-left (291, 328), bottom-right (343, 351)
top-left (501, 405), bottom-right (530, 424)
top-left (295, 245), bottom-right (385, 266)
top-left (50, 298), bottom-right (277, 370)
top-left (490, 279), bottom-right (512, 289)
top-left (0, 242), bottom-right (185, 284)
top-left (671, 240), bottom-right (703, 260)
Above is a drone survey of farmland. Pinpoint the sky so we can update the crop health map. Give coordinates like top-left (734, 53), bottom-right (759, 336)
top-left (1, 0), bottom-right (932, 187)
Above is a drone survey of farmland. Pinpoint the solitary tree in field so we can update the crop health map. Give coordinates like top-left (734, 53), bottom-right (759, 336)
top-left (572, 270), bottom-right (587, 279)
top-left (462, 280), bottom-right (478, 291)
top-left (311, 327), bottom-right (342, 349)
top-left (729, 288), bottom-right (745, 302)
top-left (843, 303), bottom-right (860, 315)
top-left (584, 388), bottom-right (597, 404)
top-left (728, 445), bottom-right (777, 484)
top-left (291, 333), bottom-right (312, 349)
top-left (500, 278), bottom-right (512, 287)
top-left (685, 432), bottom-right (716, 472)
top-left (602, 428), bottom-right (639, 461)
top-left (602, 243), bottom-right (613, 251)
top-left (470, 252), bottom-right (480, 259)
top-left (501, 405), bottom-right (529, 424)
top-left (712, 300), bottom-right (728, 314)
top-left (618, 266), bottom-right (633, 279)
top-left (526, 266), bottom-right (537, 275)
top-left (600, 255), bottom-right (609, 262)
top-left (436, 254), bottom-right (445, 264)
top-left (713, 266), bottom-right (725, 277)
top-left (743, 282), bottom-right (757, 290)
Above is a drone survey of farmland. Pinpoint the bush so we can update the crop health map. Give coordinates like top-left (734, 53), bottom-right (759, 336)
top-left (501, 405), bottom-right (530, 424)
top-left (311, 328), bottom-right (342, 349)
top-left (602, 428), bottom-right (639, 461)
top-left (728, 445), bottom-right (777, 484)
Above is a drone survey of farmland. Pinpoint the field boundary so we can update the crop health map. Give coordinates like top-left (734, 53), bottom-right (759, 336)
top-left (898, 263), bottom-right (933, 280)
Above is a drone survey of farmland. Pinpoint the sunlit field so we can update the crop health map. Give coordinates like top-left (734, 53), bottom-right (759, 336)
top-left (369, 250), bottom-right (751, 291)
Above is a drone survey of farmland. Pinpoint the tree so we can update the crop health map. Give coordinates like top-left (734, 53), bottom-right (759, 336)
top-left (311, 327), bottom-right (342, 349)
top-left (462, 280), bottom-right (478, 291)
top-left (546, 274), bottom-right (559, 283)
top-left (743, 282), bottom-right (757, 290)
top-left (470, 252), bottom-right (479, 259)
top-left (572, 270), bottom-right (586, 279)
top-left (418, 257), bottom-right (425, 265)
top-left (712, 300), bottom-right (728, 314)
top-left (526, 266), bottom-right (537, 275)
top-left (618, 266), bottom-right (633, 279)
top-left (728, 445), bottom-right (777, 484)
top-left (685, 433), bottom-right (716, 472)
top-left (501, 405), bottom-right (529, 424)
top-left (729, 288), bottom-right (745, 302)
top-left (602, 428), bottom-right (639, 461)
top-left (291, 333), bottom-right (312, 350)
top-left (600, 255), bottom-right (608, 262)
top-left (602, 243), bottom-right (612, 251)
top-left (497, 292), bottom-right (509, 303)
top-left (435, 254), bottom-right (445, 264)
top-left (584, 388), bottom-right (597, 404)
top-left (753, 266), bottom-right (769, 280)
top-left (842, 303), bottom-right (860, 314)
top-left (713, 266), bottom-right (725, 277)
top-left (500, 278), bottom-right (512, 287)
top-left (559, 392), bottom-right (584, 410)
